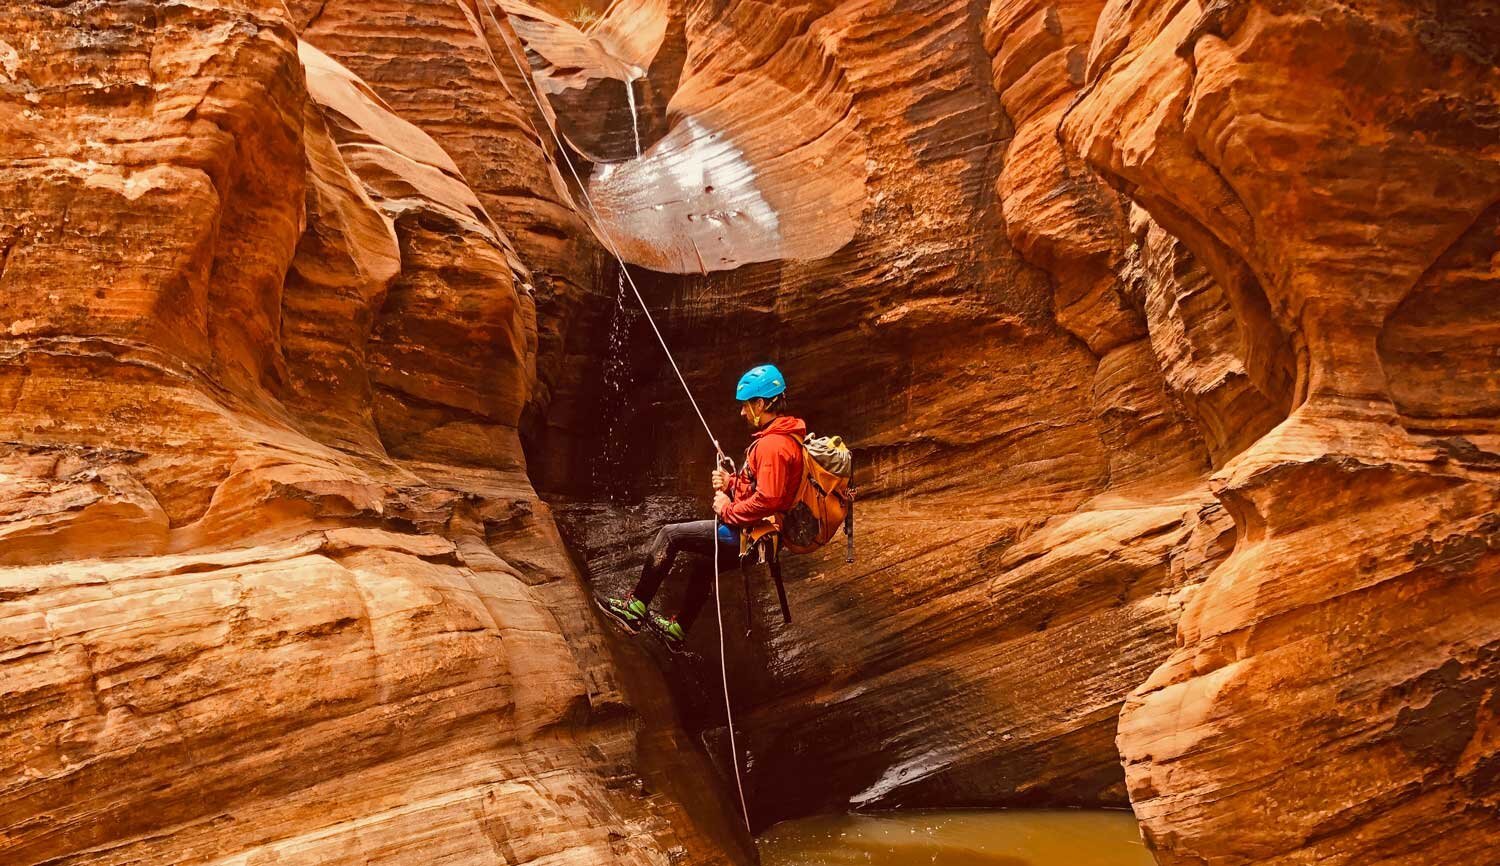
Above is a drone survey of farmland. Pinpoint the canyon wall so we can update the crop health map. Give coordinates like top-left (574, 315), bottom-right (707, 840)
top-left (538, 0), bottom-right (1236, 832)
top-left (0, 2), bottom-right (748, 864)
top-left (0, 0), bottom-right (1495, 864)
top-left (520, 0), bottom-right (1500, 862)
top-left (1063, 2), bottom-right (1500, 863)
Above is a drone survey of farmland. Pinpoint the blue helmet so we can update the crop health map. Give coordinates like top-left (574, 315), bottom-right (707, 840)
top-left (735, 364), bottom-right (787, 401)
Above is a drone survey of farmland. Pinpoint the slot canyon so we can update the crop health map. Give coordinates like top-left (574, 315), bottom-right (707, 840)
top-left (0, 1), bottom-right (1496, 864)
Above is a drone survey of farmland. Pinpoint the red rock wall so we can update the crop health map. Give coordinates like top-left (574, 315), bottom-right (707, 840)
top-left (1061, 2), bottom-right (1500, 863)
top-left (536, 0), bottom-right (1233, 831)
top-left (0, 2), bottom-right (749, 864)
top-left (3, 0), bottom-right (1496, 863)
top-left (520, 0), bottom-right (1500, 861)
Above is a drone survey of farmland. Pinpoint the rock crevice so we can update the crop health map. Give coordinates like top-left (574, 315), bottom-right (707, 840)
top-left (1, 0), bottom-right (1496, 864)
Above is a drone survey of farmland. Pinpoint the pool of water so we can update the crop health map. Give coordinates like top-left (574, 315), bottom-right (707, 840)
top-left (757, 809), bottom-right (1154, 866)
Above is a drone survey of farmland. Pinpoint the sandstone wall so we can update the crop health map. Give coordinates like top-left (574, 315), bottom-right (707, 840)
top-left (0, 2), bottom-right (747, 864)
top-left (534, 0), bottom-right (1234, 831)
top-left (1062, 2), bottom-right (1500, 863)
top-left (518, 0), bottom-right (1500, 861)
top-left (2, 0), bottom-right (1496, 864)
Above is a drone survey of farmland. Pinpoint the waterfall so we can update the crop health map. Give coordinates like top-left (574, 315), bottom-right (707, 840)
top-left (625, 75), bottom-right (643, 158)
top-left (592, 266), bottom-right (634, 501)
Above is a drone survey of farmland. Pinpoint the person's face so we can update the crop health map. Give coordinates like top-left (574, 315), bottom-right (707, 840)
top-left (739, 398), bottom-right (767, 428)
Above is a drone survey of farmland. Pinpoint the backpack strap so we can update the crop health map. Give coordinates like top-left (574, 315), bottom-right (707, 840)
top-left (742, 564), bottom-right (755, 637)
top-left (845, 492), bottom-right (855, 564)
top-left (769, 556), bottom-right (791, 624)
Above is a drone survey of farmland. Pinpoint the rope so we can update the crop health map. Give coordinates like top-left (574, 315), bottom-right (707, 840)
top-left (713, 518), bottom-right (753, 834)
top-left (478, 0), bottom-right (725, 461)
top-left (478, 0), bottom-right (753, 835)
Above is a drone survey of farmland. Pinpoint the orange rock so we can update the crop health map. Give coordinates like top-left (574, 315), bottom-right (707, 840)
top-left (542, 0), bottom-right (1222, 834)
top-left (4, 0), bottom-right (1497, 862)
top-left (1062, 2), bottom-right (1500, 863)
top-left (297, 0), bottom-right (608, 478)
top-left (0, 2), bottom-right (749, 863)
top-left (537, 0), bottom-right (1499, 859)
top-left (502, 0), bottom-right (867, 273)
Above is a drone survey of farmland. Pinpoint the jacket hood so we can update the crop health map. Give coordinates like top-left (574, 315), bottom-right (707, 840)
top-left (754, 415), bottom-right (807, 440)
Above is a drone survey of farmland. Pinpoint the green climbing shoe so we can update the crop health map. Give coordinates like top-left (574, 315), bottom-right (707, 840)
top-left (649, 613), bottom-right (686, 645)
top-left (601, 594), bottom-right (647, 631)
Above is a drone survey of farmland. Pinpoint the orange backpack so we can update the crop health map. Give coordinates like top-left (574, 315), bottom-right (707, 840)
top-left (781, 434), bottom-right (855, 561)
top-left (736, 434), bottom-right (856, 627)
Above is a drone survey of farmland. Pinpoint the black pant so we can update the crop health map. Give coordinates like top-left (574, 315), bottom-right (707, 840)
top-left (631, 520), bottom-right (741, 633)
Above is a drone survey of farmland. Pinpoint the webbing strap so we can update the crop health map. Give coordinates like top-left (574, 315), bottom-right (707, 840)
top-left (845, 497), bottom-right (855, 564)
top-left (770, 558), bottom-right (791, 624)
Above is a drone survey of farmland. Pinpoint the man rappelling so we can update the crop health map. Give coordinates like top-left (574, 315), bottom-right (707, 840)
top-left (601, 364), bottom-right (809, 645)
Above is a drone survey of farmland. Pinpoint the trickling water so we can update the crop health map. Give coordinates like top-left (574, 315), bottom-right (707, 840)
top-left (757, 810), bottom-right (1153, 866)
top-left (591, 266), bottom-right (635, 500)
top-left (625, 75), bottom-right (643, 158)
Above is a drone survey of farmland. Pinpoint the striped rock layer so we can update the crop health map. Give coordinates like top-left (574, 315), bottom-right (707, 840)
top-left (1, 1), bottom-right (1496, 865)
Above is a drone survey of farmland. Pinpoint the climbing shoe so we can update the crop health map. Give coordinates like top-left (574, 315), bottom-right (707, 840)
top-left (648, 613), bottom-right (686, 645)
top-left (599, 594), bottom-right (647, 633)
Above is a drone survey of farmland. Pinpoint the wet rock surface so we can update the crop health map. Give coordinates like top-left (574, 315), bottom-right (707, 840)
top-left (525, 0), bottom-right (1500, 862)
top-left (1, 0), bottom-right (1496, 865)
top-left (498, 0), bottom-right (867, 274)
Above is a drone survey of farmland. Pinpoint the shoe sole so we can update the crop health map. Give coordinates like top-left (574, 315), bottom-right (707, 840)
top-left (644, 629), bottom-right (697, 660)
top-left (594, 596), bottom-right (642, 635)
top-left (645, 620), bottom-right (690, 652)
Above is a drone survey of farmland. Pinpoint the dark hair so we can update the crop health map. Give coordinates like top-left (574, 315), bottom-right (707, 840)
top-left (763, 393), bottom-right (787, 414)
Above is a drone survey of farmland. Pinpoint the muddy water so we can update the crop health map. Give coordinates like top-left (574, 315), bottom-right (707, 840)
top-left (757, 810), bottom-right (1153, 866)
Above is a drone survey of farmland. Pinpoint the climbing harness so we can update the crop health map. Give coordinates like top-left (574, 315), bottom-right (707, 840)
top-left (480, 0), bottom-right (751, 833)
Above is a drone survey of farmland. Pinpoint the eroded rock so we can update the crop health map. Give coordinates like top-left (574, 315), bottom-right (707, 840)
top-left (536, 0), bottom-right (1227, 834)
top-left (0, 3), bottom-right (749, 863)
top-left (3, 0), bottom-right (1497, 863)
top-left (1062, 2), bottom-right (1500, 864)
top-left (529, 0), bottom-right (1500, 860)
top-left (503, 0), bottom-right (868, 273)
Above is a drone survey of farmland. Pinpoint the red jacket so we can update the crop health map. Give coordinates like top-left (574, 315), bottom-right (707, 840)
top-left (721, 416), bottom-right (806, 527)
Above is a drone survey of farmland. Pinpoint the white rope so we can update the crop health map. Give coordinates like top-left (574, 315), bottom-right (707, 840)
top-left (478, 0), bottom-right (725, 460)
top-left (478, 0), bottom-right (753, 835)
top-left (713, 517), bottom-right (753, 834)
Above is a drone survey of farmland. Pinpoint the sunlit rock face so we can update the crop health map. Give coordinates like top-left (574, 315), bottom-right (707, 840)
top-left (292, 0), bottom-right (607, 472)
top-left (498, 0), bottom-right (676, 162)
top-left (529, 0), bottom-right (1500, 861)
top-left (0, 2), bottom-right (749, 864)
top-left (4, 0), bottom-right (1497, 863)
top-left (1061, 2), bottom-right (1500, 864)
top-left (502, 0), bottom-right (867, 273)
top-left (587, 119), bottom-right (783, 273)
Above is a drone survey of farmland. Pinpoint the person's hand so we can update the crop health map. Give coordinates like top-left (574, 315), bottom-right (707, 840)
top-left (711, 468), bottom-right (731, 492)
top-left (713, 492), bottom-right (731, 515)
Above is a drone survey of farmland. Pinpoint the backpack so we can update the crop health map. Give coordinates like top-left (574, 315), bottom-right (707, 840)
top-left (781, 434), bottom-right (855, 562)
top-left (737, 432), bottom-right (857, 628)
